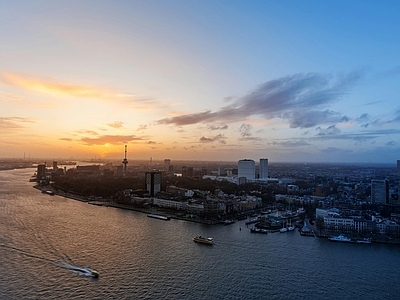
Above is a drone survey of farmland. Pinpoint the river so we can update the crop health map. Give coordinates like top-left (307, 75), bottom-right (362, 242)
top-left (0, 168), bottom-right (399, 299)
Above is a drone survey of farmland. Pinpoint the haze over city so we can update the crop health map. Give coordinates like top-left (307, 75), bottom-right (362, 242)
top-left (1, 1), bottom-right (400, 163)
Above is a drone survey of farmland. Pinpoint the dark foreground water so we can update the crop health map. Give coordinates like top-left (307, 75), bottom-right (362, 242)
top-left (1, 169), bottom-right (399, 299)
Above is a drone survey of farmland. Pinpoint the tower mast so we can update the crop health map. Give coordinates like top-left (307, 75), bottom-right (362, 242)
top-left (122, 145), bottom-right (128, 175)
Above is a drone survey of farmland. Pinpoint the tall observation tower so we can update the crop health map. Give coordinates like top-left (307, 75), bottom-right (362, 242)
top-left (122, 145), bottom-right (128, 175)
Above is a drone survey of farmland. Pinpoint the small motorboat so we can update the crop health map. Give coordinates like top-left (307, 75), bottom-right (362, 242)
top-left (90, 270), bottom-right (99, 278)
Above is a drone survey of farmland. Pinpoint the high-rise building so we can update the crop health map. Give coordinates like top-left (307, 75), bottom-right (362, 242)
top-left (181, 166), bottom-right (187, 176)
top-left (53, 161), bottom-right (58, 171)
top-left (371, 179), bottom-right (389, 204)
top-left (238, 159), bottom-right (255, 180)
top-left (259, 158), bottom-right (268, 179)
top-left (146, 172), bottom-right (162, 197)
top-left (37, 164), bottom-right (46, 182)
top-left (397, 160), bottom-right (400, 176)
top-left (187, 167), bottom-right (194, 177)
top-left (218, 166), bottom-right (225, 176)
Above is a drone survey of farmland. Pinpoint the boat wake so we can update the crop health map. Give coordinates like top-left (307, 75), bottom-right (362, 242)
top-left (58, 261), bottom-right (99, 278)
top-left (0, 244), bottom-right (98, 278)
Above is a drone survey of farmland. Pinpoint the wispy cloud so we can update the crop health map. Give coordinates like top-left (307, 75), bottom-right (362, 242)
top-left (80, 135), bottom-right (148, 146)
top-left (313, 128), bottom-right (400, 141)
top-left (158, 71), bottom-right (364, 128)
top-left (320, 147), bottom-right (353, 154)
top-left (386, 140), bottom-right (396, 146)
top-left (76, 130), bottom-right (99, 136)
top-left (271, 140), bottom-right (310, 147)
top-left (0, 117), bottom-right (35, 132)
top-left (108, 121), bottom-right (124, 129)
top-left (0, 71), bottom-right (156, 107)
top-left (239, 136), bottom-right (262, 142)
top-left (375, 66), bottom-right (400, 79)
top-left (137, 124), bottom-right (148, 131)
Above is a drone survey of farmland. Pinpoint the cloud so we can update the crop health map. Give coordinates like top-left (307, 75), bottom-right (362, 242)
top-left (239, 136), bottom-right (262, 142)
top-left (357, 113), bottom-right (369, 121)
top-left (316, 125), bottom-right (341, 136)
top-left (0, 91), bottom-right (25, 102)
top-left (60, 138), bottom-right (73, 141)
top-left (313, 128), bottom-right (400, 141)
top-left (271, 140), bottom-right (310, 147)
top-left (207, 124), bottom-right (228, 130)
top-left (76, 130), bottom-right (99, 136)
top-left (239, 123), bottom-right (253, 137)
top-left (0, 71), bottom-right (156, 107)
top-left (157, 71), bottom-right (364, 128)
top-left (199, 134), bottom-right (227, 144)
top-left (80, 135), bottom-right (147, 146)
top-left (137, 124), bottom-right (148, 131)
top-left (362, 109), bottom-right (400, 127)
top-left (320, 147), bottom-right (353, 154)
top-left (386, 141), bottom-right (396, 146)
top-left (147, 141), bottom-right (157, 144)
top-left (385, 109), bottom-right (400, 124)
top-left (287, 110), bottom-right (349, 128)
top-left (376, 66), bottom-right (400, 79)
top-left (108, 121), bottom-right (124, 129)
top-left (357, 113), bottom-right (370, 128)
top-left (0, 117), bottom-right (35, 132)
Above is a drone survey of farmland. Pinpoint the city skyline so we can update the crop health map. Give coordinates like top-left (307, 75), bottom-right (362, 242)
top-left (1, 1), bottom-right (400, 163)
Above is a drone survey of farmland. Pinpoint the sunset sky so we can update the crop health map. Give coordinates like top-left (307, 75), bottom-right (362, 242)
top-left (1, 1), bottom-right (400, 163)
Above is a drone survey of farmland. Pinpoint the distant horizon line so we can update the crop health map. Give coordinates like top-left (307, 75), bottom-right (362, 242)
top-left (0, 157), bottom-right (398, 166)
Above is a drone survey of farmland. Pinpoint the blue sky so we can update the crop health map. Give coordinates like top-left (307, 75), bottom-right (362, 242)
top-left (1, 0), bottom-right (400, 163)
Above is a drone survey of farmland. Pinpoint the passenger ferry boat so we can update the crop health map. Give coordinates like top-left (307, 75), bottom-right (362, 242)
top-left (328, 235), bottom-right (372, 244)
top-left (328, 234), bottom-right (351, 242)
top-left (193, 236), bottom-right (214, 245)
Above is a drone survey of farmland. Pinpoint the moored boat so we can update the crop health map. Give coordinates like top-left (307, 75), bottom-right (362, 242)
top-left (329, 235), bottom-right (372, 244)
top-left (245, 217), bottom-right (259, 225)
top-left (250, 228), bottom-right (268, 234)
top-left (223, 220), bottom-right (235, 225)
top-left (328, 234), bottom-right (351, 242)
top-left (42, 189), bottom-right (55, 195)
top-left (353, 237), bottom-right (372, 244)
top-left (193, 236), bottom-right (214, 245)
top-left (147, 214), bottom-right (170, 220)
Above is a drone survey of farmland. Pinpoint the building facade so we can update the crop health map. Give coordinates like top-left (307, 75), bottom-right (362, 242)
top-left (238, 159), bottom-right (255, 180)
top-left (146, 171), bottom-right (162, 197)
top-left (259, 158), bottom-right (268, 179)
top-left (371, 179), bottom-right (389, 204)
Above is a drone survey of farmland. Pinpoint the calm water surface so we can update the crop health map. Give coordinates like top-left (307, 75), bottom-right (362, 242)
top-left (0, 169), bottom-right (399, 299)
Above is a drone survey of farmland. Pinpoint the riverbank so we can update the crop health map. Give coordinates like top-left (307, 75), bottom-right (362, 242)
top-left (33, 185), bottom-right (400, 244)
top-left (33, 185), bottom-right (218, 225)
